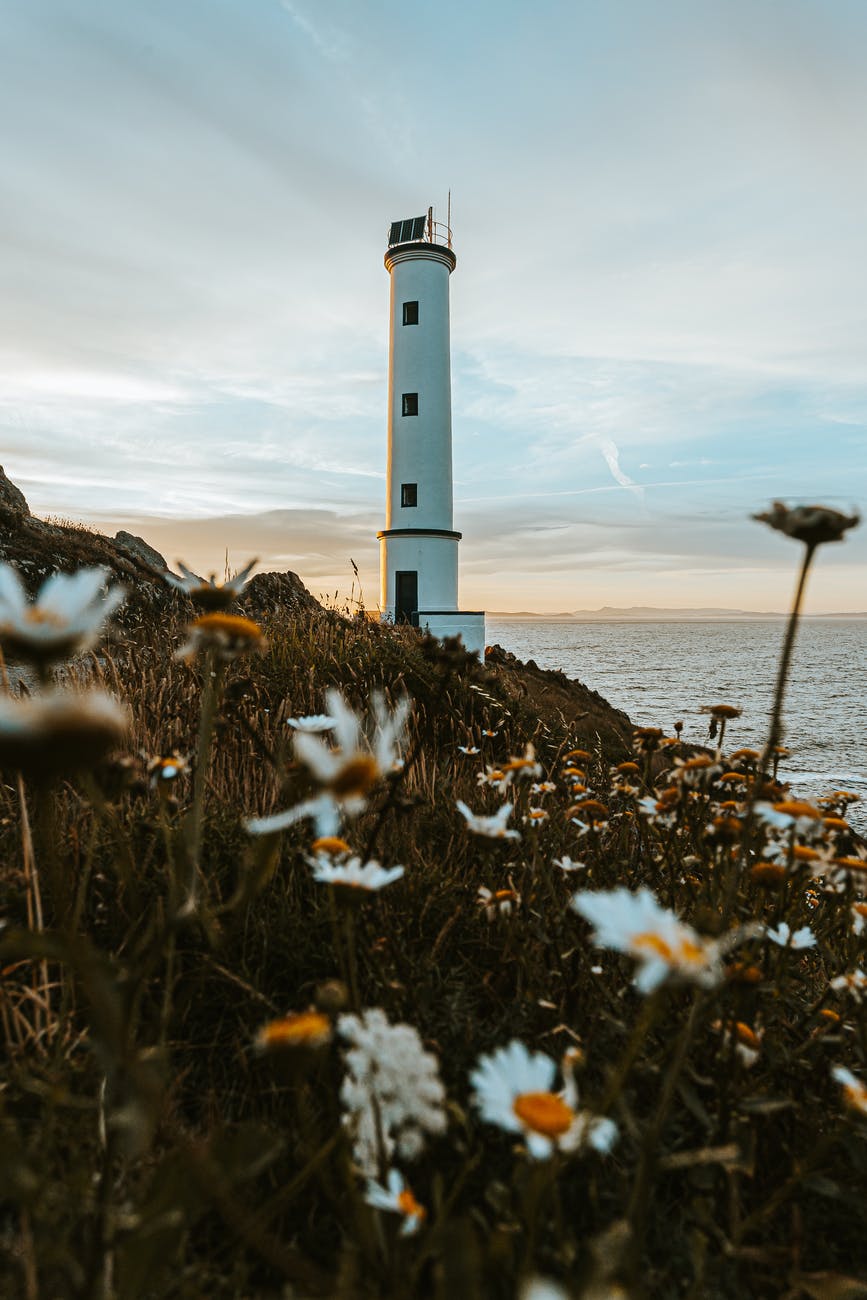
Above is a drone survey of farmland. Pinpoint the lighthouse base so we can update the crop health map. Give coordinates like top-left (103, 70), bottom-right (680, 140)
top-left (383, 608), bottom-right (486, 659)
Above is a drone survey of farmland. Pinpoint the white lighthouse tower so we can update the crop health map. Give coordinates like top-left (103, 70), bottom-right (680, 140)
top-left (378, 208), bottom-right (485, 657)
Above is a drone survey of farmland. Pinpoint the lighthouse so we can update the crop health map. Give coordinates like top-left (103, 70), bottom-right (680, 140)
top-left (377, 209), bottom-right (486, 657)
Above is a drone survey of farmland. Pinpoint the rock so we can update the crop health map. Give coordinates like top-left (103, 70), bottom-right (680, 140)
top-left (240, 570), bottom-right (322, 617)
top-left (114, 530), bottom-right (167, 571)
top-left (0, 466), bottom-right (29, 517)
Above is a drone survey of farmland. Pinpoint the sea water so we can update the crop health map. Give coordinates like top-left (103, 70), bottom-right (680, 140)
top-left (486, 619), bottom-right (867, 832)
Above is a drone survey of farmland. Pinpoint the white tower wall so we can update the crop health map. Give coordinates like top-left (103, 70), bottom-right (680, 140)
top-left (378, 219), bottom-right (485, 658)
top-left (384, 250), bottom-right (455, 532)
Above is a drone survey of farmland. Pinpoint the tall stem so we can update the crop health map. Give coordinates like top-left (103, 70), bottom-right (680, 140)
top-left (186, 654), bottom-right (223, 910)
top-left (763, 542), bottom-right (815, 766)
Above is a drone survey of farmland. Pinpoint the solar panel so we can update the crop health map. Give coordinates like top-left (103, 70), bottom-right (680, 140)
top-left (389, 215), bottom-right (427, 245)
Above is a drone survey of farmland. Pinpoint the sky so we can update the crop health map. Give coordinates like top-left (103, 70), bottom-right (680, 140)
top-left (1, 0), bottom-right (866, 613)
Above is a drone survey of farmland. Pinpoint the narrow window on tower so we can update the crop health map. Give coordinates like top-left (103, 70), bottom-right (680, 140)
top-left (402, 392), bottom-right (418, 417)
top-left (402, 300), bottom-right (419, 325)
top-left (401, 483), bottom-right (417, 508)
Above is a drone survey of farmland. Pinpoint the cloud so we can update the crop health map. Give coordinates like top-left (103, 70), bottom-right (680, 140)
top-left (597, 438), bottom-right (642, 496)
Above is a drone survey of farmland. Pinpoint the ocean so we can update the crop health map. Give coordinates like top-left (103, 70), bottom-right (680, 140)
top-left (486, 619), bottom-right (867, 832)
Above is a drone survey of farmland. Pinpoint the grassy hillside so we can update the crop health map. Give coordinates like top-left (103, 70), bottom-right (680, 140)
top-left (1, 502), bottom-right (866, 1299)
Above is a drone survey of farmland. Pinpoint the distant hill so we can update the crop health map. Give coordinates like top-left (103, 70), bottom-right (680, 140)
top-left (488, 605), bottom-right (867, 621)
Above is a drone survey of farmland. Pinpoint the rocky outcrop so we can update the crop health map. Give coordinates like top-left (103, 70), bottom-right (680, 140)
top-left (239, 570), bottom-right (322, 617)
top-left (0, 467), bottom-right (30, 517)
top-left (0, 468), bottom-right (321, 623)
top-left (114, 531), bottom-right (168, 572)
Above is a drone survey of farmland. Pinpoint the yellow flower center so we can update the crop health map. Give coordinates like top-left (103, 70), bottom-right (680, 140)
top-left (734, 1022), bottom-right (761, 1050)
top-left (257, 1012), bottom-right (331, 1049)
top-left (844, 1083), bottom-right (867, 1113)
top-left (772, 800), bottom-right (821, 819)
top-left (513, 1091), bottom-right (574, 1138)
top-left (24, 608), bottom-right (65, 627)
top-left (330, 754), bottom-right (380, 798)
top-left (312, 836), bottom-right (351, 856)
top-left (632, 932), bottom-right (706, 966)
top-left (192, 612), bottom-right (263, 639)
top-left (397, 1189), bottom-right (426, 1220)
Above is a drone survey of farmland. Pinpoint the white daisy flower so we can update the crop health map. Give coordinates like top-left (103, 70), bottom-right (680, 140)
top-left (247, 689), bottom-right (409, 839)
top-left (765, 922), bottom-right (816, 950)
top-left (294, 688), bottom-right (409, 796)
top-left (308, 856), bottom-right (404, 892)
top-left (830, 968), bottom-right (867, 1002)
top-left (0, 564), bottom-right (125, 666)
top-left (520, 1279), bottom-right (570, 1300)
top-left (553, 855), bottom-right (586, 874)
top-left (165, 558), bottom-right (256, 609)
top-left (470, 1040), bottom-right (617, 1160)
top-left (477, 886), bottom-right (520, 922)
top-left (286, 714), bottom-right (337, 733)
top-left (456, 800), bottom-right (520, 841)
top-left (364, 1168), bottom-right (426, 1235)
top-left (502, 743), bottom-right (542, 782)
top-left (0, 690), bottom-right (129, 780)
top-left (530, 781), bottom-right (557, 795)
top-left (851, 903), bottom-right (867, 936)
top-left (458, 744), bottom-right (480, 755)
top-left (832, 1065), bottom-right (867, 1116)
top-left (571, 887), bottom-right (735, 994)
top-left (477, 765), bottom-right (510, 790)
top-left (523, 807), bottom-right (549, 826)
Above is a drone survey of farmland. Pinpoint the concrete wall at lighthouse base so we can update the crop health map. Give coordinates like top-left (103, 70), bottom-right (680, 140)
top-left (380, 609), bottom-right (486, 659)
top-left (418, 610), bottom-right (487, 659)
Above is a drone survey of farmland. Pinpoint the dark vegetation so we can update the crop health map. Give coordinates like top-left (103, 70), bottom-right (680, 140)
top-left (1, 480), bottom-right (866, 1299)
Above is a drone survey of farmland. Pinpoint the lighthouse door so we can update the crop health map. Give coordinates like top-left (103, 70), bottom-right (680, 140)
top-left (395, 571), bottom-right (418, 624)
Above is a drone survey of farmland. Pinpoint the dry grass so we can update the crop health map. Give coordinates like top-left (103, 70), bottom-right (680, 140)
top-left (1, 594), bottom-right (866, 1300)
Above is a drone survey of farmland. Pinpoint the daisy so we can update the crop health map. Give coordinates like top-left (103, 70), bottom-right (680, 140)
top-left (364, 1168), bottom-right (426, 1235)
top-left (831, 1065), bottom-right (867, 1117)
top-left (830, 969), bottom-right (867, 1002)
top-left (520, 1280), bottom-right (569, 1300)
top-left (571, 887), bottom-right (734, 994)
top-left (0, 690), bottom-right (129, 782)
top-left (165, 558), bottom-right (257, 610)
top-left (308, 856), bottom-right (404, 893)
top-left (530, 781), bottom-right (557, 796)
top-left (753, 501), bottom-right (860, 547)
top-left (477, 766), bottom-right (509, 790)
top-left (477, 886), bottom-right (520, 922)
top-left (552, 855), bottom-right (586, 874)
top-left (523, 807), bottom-right (549, 826)
top-left (458, 744), bottom-right (480, 755)
top-left (247, 689), bottom-right (409, 839)
top-left (470, 1039), bottom-right (617, 1160)
top-left (502, 743), bottom-right (542, 782)
top-left (175, 612), bottom-right (266, 662)
top-left (456, 800), bottom-right (520, 841)
top-left (0, 564), bottom-right (125, 667)
top-left (765, 922), bottom-right (816, 950)
top-left (286, 714), bottom-right (337, 733)
top-left (147, 754), bottom-right (189, 788)
top-left (851, 903), bottom-right (867, 936)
